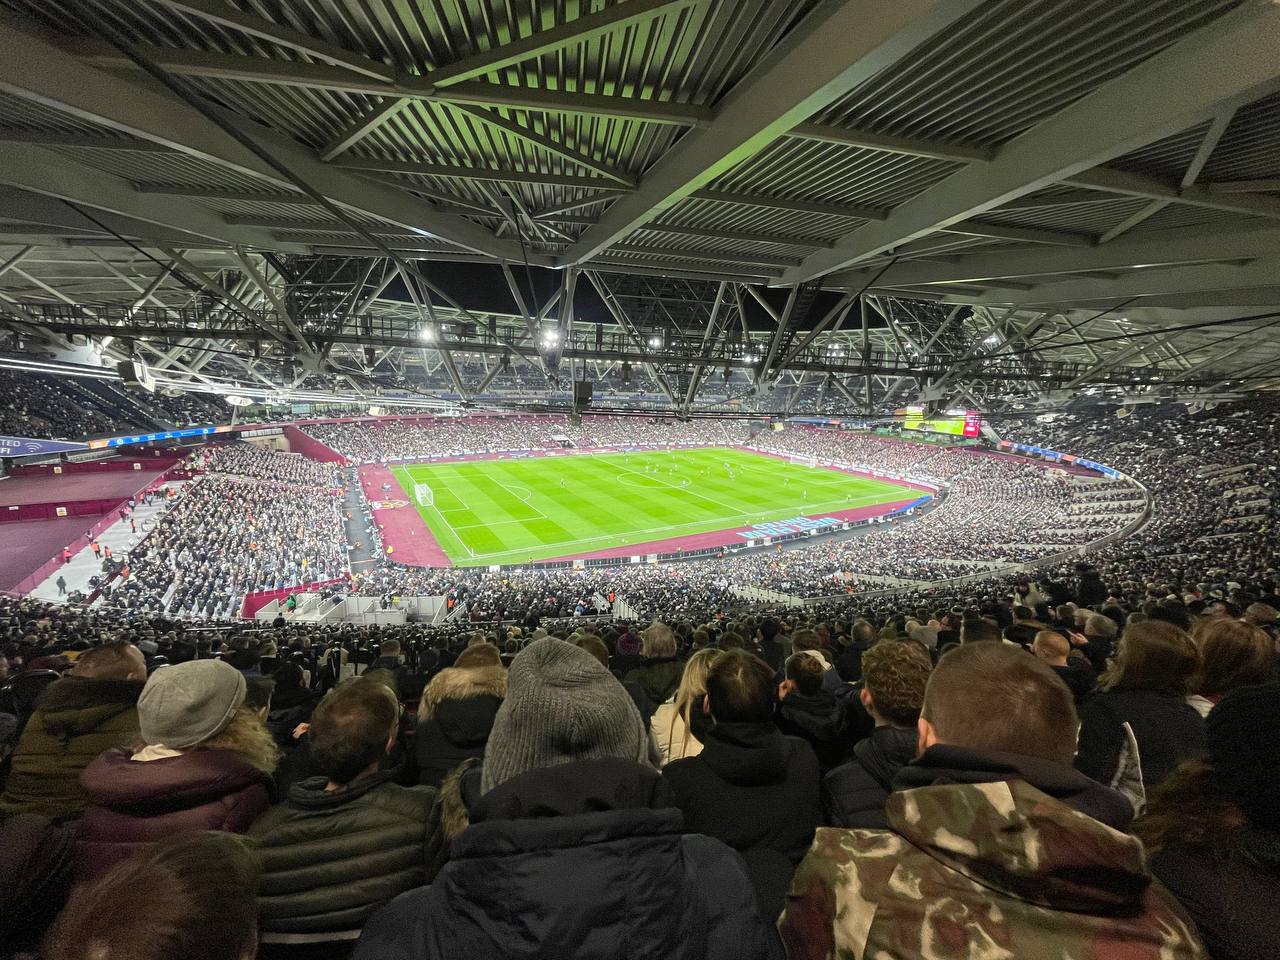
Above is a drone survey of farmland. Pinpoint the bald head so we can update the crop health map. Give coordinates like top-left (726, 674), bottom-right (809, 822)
top-left (1032, 630), bottom-right (1070, 666)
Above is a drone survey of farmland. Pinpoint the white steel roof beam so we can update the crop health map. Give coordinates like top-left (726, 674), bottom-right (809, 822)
top-left (0, 144), bottom-right (299, 251)
top-left (0, 18), bottom-right (529, 262)
top-left (826, 224), bottom-right (1280, 289)
top-left (559, 0), bottom-right (985, 265)
top-left (148, 0), bottom-right (395, 81)
top-left (783, 1), bottom-right (1280, 283)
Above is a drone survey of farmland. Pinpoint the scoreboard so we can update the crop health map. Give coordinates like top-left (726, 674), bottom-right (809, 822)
top-left (901, 406), bottom-right (983, 438)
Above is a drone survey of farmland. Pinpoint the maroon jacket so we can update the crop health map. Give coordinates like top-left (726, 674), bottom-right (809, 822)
top-left (76, 747), bottom-right (272, 881)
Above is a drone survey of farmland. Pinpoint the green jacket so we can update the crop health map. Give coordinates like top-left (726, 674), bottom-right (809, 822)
top-left (0, 678), bottom-right (142, 820)
top-left (250, 772), bottom-right (445, 936)
top-left (780, 778), bottom-right (1208, 960)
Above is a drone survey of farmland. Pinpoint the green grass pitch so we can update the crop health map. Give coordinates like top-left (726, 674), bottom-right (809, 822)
top-left (390, 447), bottom-right (917, 566)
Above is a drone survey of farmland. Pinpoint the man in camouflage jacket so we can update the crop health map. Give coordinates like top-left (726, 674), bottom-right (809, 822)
top-left (780, 643), bottom-right (1208, 960)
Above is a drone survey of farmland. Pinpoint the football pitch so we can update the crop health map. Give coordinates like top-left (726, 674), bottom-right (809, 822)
top-left (390, 447), bottom-right (918, 566)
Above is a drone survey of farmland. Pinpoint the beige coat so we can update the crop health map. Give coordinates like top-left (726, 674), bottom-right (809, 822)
top-left (651, 699), bottom-right (704, 766)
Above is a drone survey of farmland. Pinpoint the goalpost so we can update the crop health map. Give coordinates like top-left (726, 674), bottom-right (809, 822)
top-left (412, 482), bottom-right (434, 507)
top-left (789, 455), bottom-right (818, 468)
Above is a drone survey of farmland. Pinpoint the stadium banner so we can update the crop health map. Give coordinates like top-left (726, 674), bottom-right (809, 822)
top-left (0, 435), bottom-right (89, 457)
top-left (87, 425), bottom-right (232, 449)
top-left (997, 440), bottom-right (1122, 479)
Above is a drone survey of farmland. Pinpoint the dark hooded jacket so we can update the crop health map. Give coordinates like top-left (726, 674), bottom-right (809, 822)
top-left (250, 771), bottom-right (445, 937)
top-left (0, 813), bottom-right (76, 952)
top-left (823, 724), bottom-right (918, 829)
top-left (76, 746), bottom-right (272, 881)
top-left (781, 777), bottom-right (1208, 960)
top-left (351, 758), bottom-right (782, 960)
top-left (623, 656), bottom-right (684, 721)
top-left (0, 677), bottom-right (143, 820)
top-left (775, 689), bottom-right (849, 774)
top-left (411, 665), bottom-right (505, 788)
top-left (663, 722), bottom-right (821, 919)
top-left (1052, 658), bottom-right (1098, 702)
top-left (895, 743), bottom-right (1136, 830)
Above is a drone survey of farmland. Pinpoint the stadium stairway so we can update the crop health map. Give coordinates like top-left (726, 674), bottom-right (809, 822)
top-left (341, 468), bottom-right (380, 574)
top-left (28, 483), bottom-right (182, 600)
top-left (731, 584), bottom-right (804, 608)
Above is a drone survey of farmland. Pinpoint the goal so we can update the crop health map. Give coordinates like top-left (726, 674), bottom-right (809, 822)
top-left (789, 455), bottom-right (818, 468)
top-left (412, 482), bottom-right (434, 507)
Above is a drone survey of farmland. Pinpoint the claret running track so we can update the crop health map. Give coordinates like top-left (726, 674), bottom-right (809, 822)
top-left (386, 447), bottom-right (922, 567)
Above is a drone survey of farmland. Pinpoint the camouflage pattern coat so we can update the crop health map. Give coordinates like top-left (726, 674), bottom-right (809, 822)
top-left (779, 778), bottom-right (1208, 960)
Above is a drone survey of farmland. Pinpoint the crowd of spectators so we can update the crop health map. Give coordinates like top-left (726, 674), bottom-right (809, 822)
top-left (2, 568), bottom-right (1277, 959)
top-left (0, 370), bottom-right (229, 441)
top-left (0, 370), bottom-right (120, 439)
top-left (305, 415), bottom-right (746, 463)
top-left (98, 445), bottom-right (350, 621)
top-left (197, 443), bottom-right (344, 487)
top-left (141, 389), bottom-right (226, 428)
top-left (3, 398), bottom-right (1278, 959)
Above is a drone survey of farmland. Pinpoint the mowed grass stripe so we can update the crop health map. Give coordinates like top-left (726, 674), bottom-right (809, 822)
top-left (392, 448), bottom-right (919, 566)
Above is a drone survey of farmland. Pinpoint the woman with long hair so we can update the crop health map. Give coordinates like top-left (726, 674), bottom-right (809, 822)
top-left (1186, 617), bottom-right (1275, 717)
top-left (1135, 682), bottom-right (1280, 960)
top-left (77, 659), bottom-right (279, 881)
top-left (652, 648), bottom-right (720, 765)
top-left (1075, 620), bottom-right (1206, 790)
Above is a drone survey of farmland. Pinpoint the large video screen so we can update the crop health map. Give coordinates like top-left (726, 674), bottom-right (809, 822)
top-left (901, 406), bottom-right (983, 438)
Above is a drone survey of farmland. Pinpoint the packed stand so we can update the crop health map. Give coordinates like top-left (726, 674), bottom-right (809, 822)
top-left (3, 575), bottom-right (1278, 960)
top-left (197, 442), bottom-right (344, 487)
top-left (304, 415), bottom-right (746, 464)
top-left (0, 370), bottom-right (121, 440)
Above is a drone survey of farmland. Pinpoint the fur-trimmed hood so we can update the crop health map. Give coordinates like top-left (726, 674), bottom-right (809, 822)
top-left (418, 665), bottom-right (506, 721)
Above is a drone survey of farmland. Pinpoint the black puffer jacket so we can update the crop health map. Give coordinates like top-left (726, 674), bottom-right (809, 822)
top-left (412, 666), bottom-right (505, 788)
top-left (250, 772), bottom-right (445, 935)
top-left (823, 724), bottom-right (918, 829)
top-left (352, 759), bottom-right (782, 960)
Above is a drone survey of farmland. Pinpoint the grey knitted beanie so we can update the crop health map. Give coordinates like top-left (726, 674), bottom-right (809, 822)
top-left (138, 659), bottom-right (247, 749)
top-left (481, 637), bottom-right (649, 794)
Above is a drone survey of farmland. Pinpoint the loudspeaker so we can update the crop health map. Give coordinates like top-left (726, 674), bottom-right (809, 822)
top-left (116, 359), bottom-right (156, 392)
top-left (573, 380), bottom-right (593, 408)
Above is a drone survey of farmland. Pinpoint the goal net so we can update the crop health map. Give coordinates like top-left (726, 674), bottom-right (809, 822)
top-left (789, 455), bottom-right (818, 468)
top-left (412, 482), bottom-right (434, 507)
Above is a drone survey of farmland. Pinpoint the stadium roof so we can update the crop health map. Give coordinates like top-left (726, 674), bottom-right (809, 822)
top-left (1, 0), bottom-right (1279, 414)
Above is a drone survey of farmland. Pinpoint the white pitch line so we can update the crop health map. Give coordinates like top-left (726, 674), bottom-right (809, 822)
top-left (456, 490), bottom-right (901, 562)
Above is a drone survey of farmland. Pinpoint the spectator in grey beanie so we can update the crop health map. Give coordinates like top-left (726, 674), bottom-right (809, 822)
top-left (480, 636), bottom-right (650, 794)
top-left (354, 637), bottom-right (784, 960)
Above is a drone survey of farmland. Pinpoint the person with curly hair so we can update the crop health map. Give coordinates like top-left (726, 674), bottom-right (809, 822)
top-left (823, 640), bottom-right (932, 828)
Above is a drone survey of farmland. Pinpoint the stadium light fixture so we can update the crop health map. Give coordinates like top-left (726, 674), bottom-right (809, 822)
top-left (983, 334), bottom-right (1001, 346)
top-left (419, 327), bottom-right (434, 342)
top-left (648, 335), bottom-right (661, 348)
